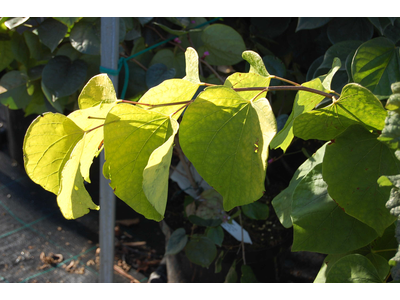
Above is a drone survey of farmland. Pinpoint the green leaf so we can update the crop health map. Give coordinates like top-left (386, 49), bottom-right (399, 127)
top-left (23, 113), bottom-right (84, 195)
top-left (322, 125), bottom-right (399, 236)
top-left (23, 30), bottom-right (50, 61)
top-left (352, 37), bottom-right (400, 98)
top-left (182, 47), bottom-right (201, 84)
top-left (103, 104), bottom-right (174, 221)
top-left (366, 253), bottom-right (390, 282)
top-left (272, 143), bottom-right (327, 228)
top-left (78, 73), bottom-right (117, 109)
top-left (327, 18), bottom-right (373, 44)
top-left (180, 86), bottom-right (277, 211)
top-left (37, 18), bottom-right (68, 52)
top-left (11, 32), bottom-right (30, 67)
top-left (326, 254), bottom-right (382, 283)
top-left (240, 265), bottom-right (259, 283)
top-left (145, 63), bottom-right (176, 89)
top-left (0, 70), bottom-right (31, 110)
top-left (69, 18), bottom-right (101, 55)
top-left (201, 24), bottom-right (246, 66)
top-left (224, 259), bottom-right (238, 283)
top-left (296, 17), bottom-right (332, 31)
top-left (165, 228), bottom-right (188, 255)
top-left (142, 117), bottom-right (179, 216)
top-left (185, 235), bottom-right (217, 268)
top-left (291, 164), bottom-right (378, 254)
top-left (0, 39), bottom-right (14, 72)
top-left (293, 83), bottom-right (387, 141)
top-left (319, 57), bottom-right (341, 91)
top-left (270, 78), bottom-right (327, 152)
top-left (57, 137), bottom-right (99, 219)
top-left (53, 17), bottom-right (82, 28)
top-left (138, 78), bottom-right (199, 119)
top-left (262, 55), bottom-right (286, 86)
top-left (242, 50), bottom-right (270, 77)
top-left (241, 201), bottom-right (269, 220)
top-left (41, 56), bottom-right (87, 100)
top-left (205, 226), bottom-right (224, 247)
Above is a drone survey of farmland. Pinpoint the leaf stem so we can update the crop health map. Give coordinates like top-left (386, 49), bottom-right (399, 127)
top-left (119, 99), bottom-right (192, 108)
top-left (270, 75), bottom-right (300, 86)
top-left (234, 85), bottom-right (335, 99)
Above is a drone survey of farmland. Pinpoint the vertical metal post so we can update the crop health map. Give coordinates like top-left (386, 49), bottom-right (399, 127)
top-left (99, 17), bottom-right (119, 283)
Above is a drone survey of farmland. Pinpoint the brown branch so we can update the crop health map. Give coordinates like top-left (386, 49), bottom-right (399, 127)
top-left (234, 85), bottom-right (335, 99)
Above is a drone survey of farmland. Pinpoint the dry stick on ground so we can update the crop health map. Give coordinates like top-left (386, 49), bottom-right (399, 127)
top-left (113, 265), bottom-right (141, 283)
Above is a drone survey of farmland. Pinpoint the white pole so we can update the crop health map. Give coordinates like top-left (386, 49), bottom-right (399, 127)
top-left (99, 17), bottom-right (119, 283)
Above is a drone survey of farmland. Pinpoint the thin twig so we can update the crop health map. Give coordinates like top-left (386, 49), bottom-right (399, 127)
top-left (238, 209), bottom-right (246, 265)
top-left (233, 85), bottom-right (335, 99)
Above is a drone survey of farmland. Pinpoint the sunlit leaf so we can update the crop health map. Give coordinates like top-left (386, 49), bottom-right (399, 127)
top-left (57, 137), bottom-right (99, 219)
top-left (103, 103), bottom-right (174, 221)
top-left (180, 86), bottom-right (277, 211)
top-left (78, 73), bottom-right (117, 109)
top-left (23, 113), bottom-right (84, 195)
top-left (183, 47), bottom-right (201, 84)
top-left (293, 83), bottom-right (387, 141)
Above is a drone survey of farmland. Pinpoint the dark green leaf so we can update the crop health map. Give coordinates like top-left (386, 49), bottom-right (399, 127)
top-left (215, 250), bottom-right (225, 273)
top-left (272, 143), bottom-right (327, 228)
top-left (165, 228), bottom-right (188, 255)
top-left (327, 18), bottom-right (373, 44)
top-left (37, 18), bottom-right (68, 52)
top-left (185, 235), bottom-right (217, 268)
top-left (0, 39), bottom-right (14, 72)
top-left (41, 56), bottom-right (87, 100)
top-left (23, 31), bottom-right (46, 61)
top-left (188, 215), bottom-right (222, 227)
top-left (11, 32), bottom-right (29, 66)
top-left (0, 70), bottom-right (31, 109)
top-left (69, 18), bottom-right (101, 55)
top-left (250, 18), bottom-right (291, 39)
top-left (366, 253), bottom-right (390, 281)
top-left (322, 125), bottom-right (399, 236)
top-left (53, 17), bottom-right (82, 28)
top-left (205, 226), bottom-right (224, 247)
top-left (224, 259), bottom-right (238, 283)
top-left (368, 17), bottom-right (392, 35)
top-left (383, 18), bottom-right (400, 44)
top-left (296, 17), bottom-right (332, 31)
top-left (240, 265), bottom-right (259, 283)
top-left (262, 55), bottom-right (286, 86)
top-left (241, 201), bottom-right (269, 220)
top-left (146, 63), bottom-right (176, 89)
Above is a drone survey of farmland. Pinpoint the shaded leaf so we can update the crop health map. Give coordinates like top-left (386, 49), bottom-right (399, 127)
top-left (0, 70), bottom-right (31, 109)
top-left (165, 228), bottom-right (188, 255)
top-left (11, 32), bottom-right (29, 66)
top-left (146, 63), bottom-right (176, 89)
top-left (240, 265), bottom-right (259, 283)
top-left (224, 259), bottom-right (237, 282)
top-left (201, 24), bottom-right (246, 66)
top-left (205, 226), bottom-right (224, 247)
top-left (69, 18), bottom-right (101, 55)
top-left (352, 37), bottom-right (400, 99)
top-left (37, 18), bottom-right (68, 52)
top-left (296, 17), bottom-right (332, 31)
top-left (291, 164), bottom-right (378, 254)
top-left (185, 235), bottom-right (217, 268)
top-left (327, 18), bottom-right (373, 44)
top-left (326, 254), bottom-right (382, 283)
top-left (41, 56), bottom-right (87, 100)
top-left (272, 143), bottom-right (327, 228)
top-left (0, 39), bottom-right (14, 72)
top-left (241, 201), bottom-right (269, 220)
top-left (322, 125), bottom-right (399, 236)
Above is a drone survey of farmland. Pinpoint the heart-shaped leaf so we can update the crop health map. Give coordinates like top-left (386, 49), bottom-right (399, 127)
top-left (37, 18), bottom-right (68, 52)
top-left (42, 55), bottom-right (87, 101)
top-left (322, 125), bottom-right (399, 236)
top-left (180, 86), bottom-right (277, 211)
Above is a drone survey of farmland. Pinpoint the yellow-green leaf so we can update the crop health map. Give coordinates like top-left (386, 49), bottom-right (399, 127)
top-left (183, 47), bottom-right (201, 84)
top-left (138, 78), bottom-right (199, 119)
top-left (180, 86), bottom-right (277, 211)
top-left (68, 102), bottom-right (116, 183)
top-left (143, 117), bottom-right (179, 216)
top-left (78, 73), bottom-right (117, 109)
top-left (57, 136), bottom-right (99, 219)
top-left (103, 103), bottom-right (173, 221)
top-left (23, 112), bottom-right (84, 195)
